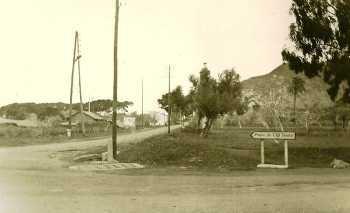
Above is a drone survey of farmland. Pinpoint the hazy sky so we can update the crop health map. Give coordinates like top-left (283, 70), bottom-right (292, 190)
top-left (0, 0), bottom-right (293, 112)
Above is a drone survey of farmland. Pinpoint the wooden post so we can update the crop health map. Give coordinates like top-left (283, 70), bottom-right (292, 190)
top-left (261, 140), bottom-right (265, 165)
top-left (76, 32), bottom-right (86, 135)
top-left (141, 79), bottom-right (144, 129)
top-left (110, 0), bottom-right (119, 161)
top-left (68, 31), bottom-right (78, 137)
top-left (284, 140), bottom-right (288, 167)
top-left (180, 110), bottom-right (182, 127)
top-left (168, 65), bottom-right (171, 134)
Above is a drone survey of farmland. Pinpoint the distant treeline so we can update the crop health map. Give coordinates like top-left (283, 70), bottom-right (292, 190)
top-left (0, 100), bottom-right (133, 121)
top-left (0, 103), bottom-right (64, 120)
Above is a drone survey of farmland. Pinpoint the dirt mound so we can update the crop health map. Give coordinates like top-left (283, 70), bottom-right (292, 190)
top-left (117, 133), bottom-right (257, 170)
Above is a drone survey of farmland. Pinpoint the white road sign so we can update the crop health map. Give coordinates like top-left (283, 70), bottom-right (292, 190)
top-left (250, 132), bottom-right (296, 140)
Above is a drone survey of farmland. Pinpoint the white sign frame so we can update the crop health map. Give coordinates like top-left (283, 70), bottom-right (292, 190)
top-left (250, 131), bottom-right (296, 169)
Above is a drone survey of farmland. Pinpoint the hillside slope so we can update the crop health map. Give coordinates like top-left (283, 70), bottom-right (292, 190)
top-left (242, 64), bottom-right (333, 109)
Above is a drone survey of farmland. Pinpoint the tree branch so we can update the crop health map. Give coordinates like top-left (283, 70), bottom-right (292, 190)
top-left (326, 1), bottom-right (338, 13)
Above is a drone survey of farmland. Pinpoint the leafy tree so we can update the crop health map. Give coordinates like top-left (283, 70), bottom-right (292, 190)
top-left (235, 95), bottom-right (259, 128)
top-left (287, 76), bottom-right (306, 124)
top-left (157, 86), bottom-right (188, 124)
top-left (5, 106), bottom-right (26, 120)
top-left (258, 88), bottom-right (289, 131)
top-left (335, 102), bottom-right (350, 129)
top-left (158, 93), bottom-right (170, 113)
top-left (0, 100), bottom-right (133, 121)
top-left (172, 86), bottom-right (188, 118)
top-left (84, 99), bottom-right (133, 112)
top-left (217, 69), bottom-right (242, 115)
top-left (116, 101), bottom-right (134, 112)
top-left (194, 67), bottom-right (218, 135)
top-left (282, 0), bottom-right (350, 102)
top-left (191, 67), bottom-right (242, 136)
top-left (188, 74), bottom-right (202, 127)
top-left (303, 103), bottom-right (324, 134)
top-left (36, 107), bottom-right (61, 121)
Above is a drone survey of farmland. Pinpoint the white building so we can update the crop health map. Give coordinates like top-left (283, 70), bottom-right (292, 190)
top-left (148, 111), bottom-right (167, 126)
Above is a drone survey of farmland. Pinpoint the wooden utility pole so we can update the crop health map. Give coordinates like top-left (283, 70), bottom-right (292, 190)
top-left (68, 32), bottom-right (78, 137)
top-left (168, 65), bottom-right (171, 134)
top-left (110, 0), bottom-right (119, 161)
top-left (141, 79), bottom-right (144, 129)
top-left (76, 32), bottom-right (86, 135)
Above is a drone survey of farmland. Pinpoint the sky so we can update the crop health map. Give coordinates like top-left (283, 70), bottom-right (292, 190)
top-left (0, 0), bottom-right (294, 113)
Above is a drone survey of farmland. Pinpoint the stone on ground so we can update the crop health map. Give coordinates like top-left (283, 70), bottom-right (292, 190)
top-left (73, 154), bottom-right (101, 162)
top-left (101, 152), bottom-right (108, 161)
top-left (330, 158), bottom-right (350, 169)
top-left (101, 151), bottom-right (121, 161)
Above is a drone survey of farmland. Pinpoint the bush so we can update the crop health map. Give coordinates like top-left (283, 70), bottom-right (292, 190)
top-left (42, 126), bottom-right (67, 137)
top-left (0, 126), bottom-right (41, 138)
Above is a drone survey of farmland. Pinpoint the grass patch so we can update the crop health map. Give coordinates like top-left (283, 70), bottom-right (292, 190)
top-left (71, 127), bottom-right (350, 172)
top-left (117, 131), bottom-right (258, 171)
top-left (116, 127), bottom-right (350, 171)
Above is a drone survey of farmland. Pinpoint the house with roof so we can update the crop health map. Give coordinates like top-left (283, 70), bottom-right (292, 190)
top-left (70, 111), bottom-right (107, 125)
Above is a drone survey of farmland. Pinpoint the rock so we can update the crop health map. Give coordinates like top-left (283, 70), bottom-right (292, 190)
top-left (48, 153), bottom-right (56, 159)
top-left (101, 152), bottom-right (108, 161)
top-left (188, 157), bottom-right (202, 163)
top-left (330, 158), bottom-right (350, 169)
top-left (73, 154), bottom-right (101, 162)
top-left (101, 151), bottom-right (121, 161)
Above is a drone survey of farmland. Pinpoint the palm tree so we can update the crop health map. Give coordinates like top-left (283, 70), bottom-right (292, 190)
top-left (287, 76), bottom-right (306, 126)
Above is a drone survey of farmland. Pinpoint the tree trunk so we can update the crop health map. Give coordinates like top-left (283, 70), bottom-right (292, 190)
top-left (305, 116), bottom-right (310, 135)
top-left (201, 118), bottom-right (212, 137)
top-left (208, 119), bottom-right (213, 131)
top-left (277, 116), bottom-right (284, 131)
top-left (180, 110), bottom-right (183, 127)
top-left (238, 117), bottom-right (242, 128)
top-left (200, 119), bottom-right (208, 137)
top-left (197, 114), bottom-right (202, 129)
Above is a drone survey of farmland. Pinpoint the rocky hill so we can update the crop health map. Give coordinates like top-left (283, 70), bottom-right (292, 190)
top-left (241, 64), bottom-right (333, 109)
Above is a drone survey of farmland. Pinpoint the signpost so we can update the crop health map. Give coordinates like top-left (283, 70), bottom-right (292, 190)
top-left (250, 131), bottom-right (296, 169)
top-left (250, 132), bottom-right (295, 140)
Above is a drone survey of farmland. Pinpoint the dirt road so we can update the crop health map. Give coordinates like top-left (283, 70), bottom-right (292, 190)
top-left (0, 126), bottom-right (350, 213)
top-left (0, 126), bottom-right (181, 170)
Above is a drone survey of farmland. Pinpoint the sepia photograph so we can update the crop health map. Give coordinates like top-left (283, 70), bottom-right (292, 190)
top-left (0, 0), bottom-right (350, 212)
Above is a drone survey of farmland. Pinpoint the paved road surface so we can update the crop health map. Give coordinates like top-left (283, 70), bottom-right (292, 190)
top-left (0, 126), bottom-right (350, 213)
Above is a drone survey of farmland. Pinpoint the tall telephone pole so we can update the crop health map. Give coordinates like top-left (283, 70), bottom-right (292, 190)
top-left (110, 0), bottom-right (119, 161)
top-left (76, 32), bottom-right (86, 135)
top-left (168, 65), bottom-right (171, 134)
top-left (68, 32), bottom-right (78, 137)
top-left (141, 79), bottom-right (144, 129)
top-left (68, 31), bottom-right (86, 137)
